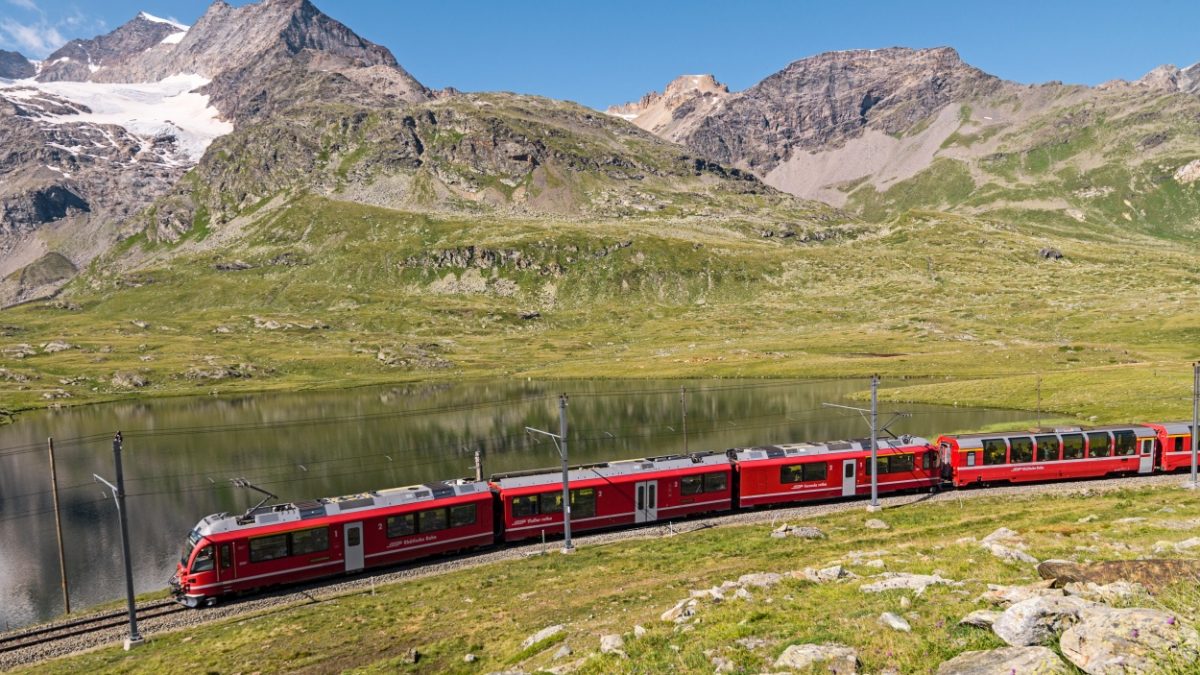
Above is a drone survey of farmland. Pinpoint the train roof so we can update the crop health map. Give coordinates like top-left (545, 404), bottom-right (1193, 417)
top-left (731, 436), bottom-right (930, 463)
top-left (942, 425), bottom-right (1156, 449)
top-left (1153, 421), bottom-right (1195, 435)
top-left (490, 451), bottom-right (730, 490)
top-left (192, 478), bottom-right (489, 537)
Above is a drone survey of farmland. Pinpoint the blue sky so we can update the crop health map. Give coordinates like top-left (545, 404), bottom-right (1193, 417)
top-left (3, 0), bottom-right (1199, 109)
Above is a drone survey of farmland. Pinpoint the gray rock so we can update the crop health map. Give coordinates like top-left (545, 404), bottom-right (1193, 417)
top-left (633, 624), bottom-right (647, 638)
top-left (738, 572), bottom-right (783, 588)
top-left (1078, 514), bottom-right (1100, 523)
top-left (1060, 607), bottom-right (1200, 674)
top-left (879, 612), bottom-right (911, 632)
top-left (599, 633), bottom-right (626, 658)
top-left (464, 653), bottom-right (477, 663)
top-left (936, 646), bottom-right (1070, 674)
top-left (773, 643), bottom-right (858, 673)
top-left (1063, 581), bottom-right (1147, 604)
top-left (860, 573), bottom-right (960, 594)
top-left (983, 542), bottom-right (1040, 564)
top-left (0, 50), bottom-right (34, 79)
top-left (981, 527), bottom-right (1022, 545)
top-left (898, 595), bottom-right (911, 610)
top-left (660, 598), bottom-right (697, 623)
top-left (735, 587), bottom-right (753, 601)
top-left (959, 610), bottom-right (1001, 628)
top-left (864, 518), bottom-right (890, 530)
top-left (41, 340), bottom-right (74, 353)
top-left (992, 595), bottom-right (1095, 646)
top-left (977, 581), bottom-right (1063, 607)
top-left (553, 644), bottom-right (573, 660)
top-left (521, 624), bottom-right (564, 649)
top-left (772, 524), bottom-right (826, 539)
top-left (735, 637), bottom-right (767, 650)
top-left (802, 565), bottom-right (850, 582)
top-left (111, 371), bottom-right (149, 388)
top-left (711, 655), bottom-right (735, 673)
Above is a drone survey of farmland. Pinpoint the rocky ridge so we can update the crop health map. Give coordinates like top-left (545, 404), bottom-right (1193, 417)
top-left (0, 50), bottom-right (35, 79)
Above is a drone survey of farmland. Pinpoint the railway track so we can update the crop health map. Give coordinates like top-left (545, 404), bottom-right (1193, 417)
top-left (0, 471), bottom-right (1191, 670)
top-left (0, 601), bottom-right (185, 656)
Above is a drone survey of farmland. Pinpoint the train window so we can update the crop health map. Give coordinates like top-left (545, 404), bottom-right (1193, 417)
top-left (450, 504), bottom-right (477, 528)
top-left (681, 475), bottom-right (704, 495)
top-left (802, 463), bottom-right (827, 482)
top-left (512, 495), bottom-right (538, 518)
top-left (1062, 434), bottom-right (1085, 459)
top-left (220, 544), bottom-right (231, 570)
top-left (780, 465), bottom-right (804, 484)
top-left (1035, 435), bottom-right (1060, 462)
top-left (191, 545), bottom-right (214, 572)
top-left (419, 508), bottom-right (449, 532)
top-left (844, 462), bottom-right (854, 478)
top-left (539, 492), bottom-right (564, 514)
top-left (290, 527), bottom-right (329, 555)
top-left (877, 454), bottom-right (914, 474)
top-left (1177, 437), bottom-right (1187, 453)
top-left (1010, 437), bottom-right (1033, 464)
top-left (571, 488), bottom-right (596, 518)
top-left (966, 452), bottom-right (976, 467)
top-left (1087, 432), bottom-right (1112, 458)
top-left (387, 514), bottom-right (416, 538)
top-left (922, 452), bottom-right (937, 470)
top-left (1113, 431), bottom-right (1137, 456)
top-left (982, 439), bottom-right (1007, 465)
top-left (249, 534), bottom-right (289, 563)
top-left (703, 472), bottom-right (727, 492)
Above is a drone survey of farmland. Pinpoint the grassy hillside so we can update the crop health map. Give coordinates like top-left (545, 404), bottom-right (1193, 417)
top-left (1, 195), bottom-right (1197, 423)
top-left (23, 483), bottom-right (1200, 674)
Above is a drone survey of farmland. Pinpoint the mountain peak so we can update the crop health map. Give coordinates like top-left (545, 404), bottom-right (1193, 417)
top-left (1136, 62), bottom-right (1200, 94)
top-left (0, 49), bottom-right (35, 79)
top-left (606, 73), bottom-right (730, 136)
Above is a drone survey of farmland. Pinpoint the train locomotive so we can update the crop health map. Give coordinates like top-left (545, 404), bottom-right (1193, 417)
top-left (171, 420), bottom-right (1197, 608)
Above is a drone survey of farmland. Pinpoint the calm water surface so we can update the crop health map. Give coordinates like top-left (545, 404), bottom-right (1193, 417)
top-left (0, 378), bottom-right (1032, 629)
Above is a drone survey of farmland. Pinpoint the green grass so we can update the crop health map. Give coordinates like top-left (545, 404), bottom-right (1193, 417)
top-left (25, 485), bottom-right (1200, 674)
top-left (2, 197), bottom-right (1199, 425)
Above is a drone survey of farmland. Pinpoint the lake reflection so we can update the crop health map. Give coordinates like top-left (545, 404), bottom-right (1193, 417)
top-left (0, 378), bottom-right (1031, 629)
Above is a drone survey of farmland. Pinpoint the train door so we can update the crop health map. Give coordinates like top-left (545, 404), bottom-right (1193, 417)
top-left (344, 522), bottom-right (364, 572)
top-left (635, 480), bottom-right (658, 523)
top-left (1139, 438), bottom-right (1155, 474)
top-left (218, 543), bottom-right (234, 582)
top-left (841, 459), bottom-right (856, 497)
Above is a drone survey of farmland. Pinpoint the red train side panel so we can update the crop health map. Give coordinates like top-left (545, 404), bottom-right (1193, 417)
top-left (731, 437), bottom-right (938, 508)
top-left (938, 425), bottom-right (1157, 488)
top-left (172, 480), bottom-right (493, 606)
top-left (492, 452), bottom-right (732, 543)
top-left (1143, 422), bottom-right (1197, 472)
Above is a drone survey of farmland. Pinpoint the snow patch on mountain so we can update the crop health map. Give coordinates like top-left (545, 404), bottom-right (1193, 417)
top-left (0, 73), bottom-right (231, 163)
top-left (137, 12), bottom-right (190, 32)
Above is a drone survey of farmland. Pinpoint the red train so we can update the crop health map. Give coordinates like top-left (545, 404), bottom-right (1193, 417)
top-left (171, 421), bottom-right (1198, 607)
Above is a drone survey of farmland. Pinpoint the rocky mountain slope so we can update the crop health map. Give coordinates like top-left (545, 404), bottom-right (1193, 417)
top-left (0, 0), bottom-right (429, 307)
top-left (612, 48), bottom-right (1200, 239)
top-left (0, 50), bottom-right (34, 79)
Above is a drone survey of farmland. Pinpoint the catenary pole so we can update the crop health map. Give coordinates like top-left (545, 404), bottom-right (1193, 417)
top-left (94, 432), bottom-right (142, 649)
top-left (48, 437), bottom-right (70, 614)
top-left (558, 394), bottom-right (573, 553)
top-left (870, 374), bottom-right (879, 510)
top-left (681, 386), bottom-right (688, 454)
top-left (1192, 362), bottom-right (1199, 488)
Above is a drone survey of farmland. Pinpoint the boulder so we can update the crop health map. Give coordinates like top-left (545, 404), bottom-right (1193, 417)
top-left (992, 595), bottom-right (1095, 646)
top-left (111, 371), bottom-right (149, 388)
top-left (41, 340), bottom-right (74, 353)
top-left (977, 581), bottom-right (1063, 607)
top-left (936, 646), bottom-right (1070, 674)
top-left (879, 612), bottom-right (911, 632)
top-left (860, 573), bottom-right (960, 594)
top-left (599, 633), bottom-right (626, 658)
top-left (1037, 559), bottom-right (1200, 594)
top-left (981, 527), bottom-right (1022, 545)
top-left (521, 624), bottom-right (565, 649)
top-left (1061, 607), bottom-right (1200, 674)
top-left (1063, 581), bottom-right (1147, 604)
top-left (772, 524), bottom-right (826, 539)
top-left (738, 572), bottom-right (783, 588)
top-left (553, 644), bottom-right (573, 660)
top-left (660, 598), bottom-right (697, 623)
top-left (800, 565), bottom-right (851, 583)
top-left (773, 644), bottom-right (858, 673)
top-left (959, 610), bottom-right (1001, 628)
top-left (864, 518), bottom-right (890, 530)
top-left (1078, 514), bottom-right (1100, 523)
top-left (633, 625), bottom-right (647, 638)
top-left (983, 542), bottom-right (1040, 564)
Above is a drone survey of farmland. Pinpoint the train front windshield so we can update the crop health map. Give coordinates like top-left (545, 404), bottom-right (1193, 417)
top-left (181, 529), bottom-right (202, 567)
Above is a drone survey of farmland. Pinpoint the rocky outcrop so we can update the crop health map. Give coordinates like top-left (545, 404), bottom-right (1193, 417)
top-left (0, 51), bottom-right (34, 79)
top-left (1060, 607), bottom-right (1200, 674)
top-left (606, 74), bottom-right (730, 140)
top-left (991, 595), bottom-right (1095, 647)
top-left (936, 646), bottom-right (1070, 675)
top-left (1037, 559), bottom-right (1200, 594)
top-left (773, 644), bottom-right (858, 673)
